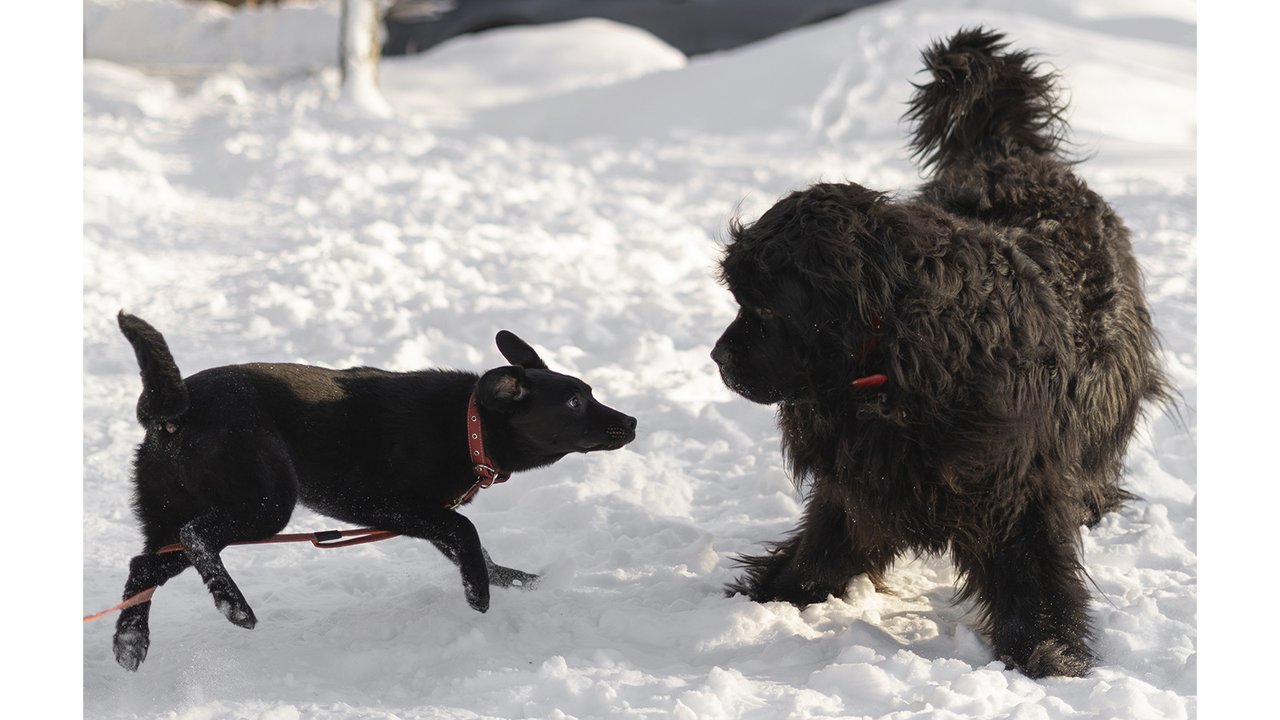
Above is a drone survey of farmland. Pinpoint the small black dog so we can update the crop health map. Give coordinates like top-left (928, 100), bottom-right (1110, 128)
top-left (111, 312), bottom-right (636, 671)
top-left (711, 28), bottom-right (1169, 678)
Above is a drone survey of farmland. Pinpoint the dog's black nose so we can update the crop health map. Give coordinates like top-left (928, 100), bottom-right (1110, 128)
top-left (710, 342), bottom-right (729, 368)
top-left (624, 415), bottom-right (638, 432)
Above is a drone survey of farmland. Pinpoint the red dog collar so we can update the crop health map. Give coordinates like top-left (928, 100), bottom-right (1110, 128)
top-left (851, 373), bottom-right (888, 390)
top-left (450, 392), bottom-right (511, 509)
top-left (852, 316), bottom-right (888, 391)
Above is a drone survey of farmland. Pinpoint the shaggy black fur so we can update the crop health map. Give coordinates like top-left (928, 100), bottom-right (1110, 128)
top-left (111, 312), bottom-right (636, 671)
top-left (710, 28), bottom-right (1169, 678)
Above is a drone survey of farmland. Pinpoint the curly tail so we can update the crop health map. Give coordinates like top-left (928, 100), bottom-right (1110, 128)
top-left (117, 311), bottom-right (189, 425)
top-left (905, 27), bottom-right (1068, 171)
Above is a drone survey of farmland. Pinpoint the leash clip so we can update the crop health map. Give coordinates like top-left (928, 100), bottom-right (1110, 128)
top-left (473, 464), bottom-right (501, 488)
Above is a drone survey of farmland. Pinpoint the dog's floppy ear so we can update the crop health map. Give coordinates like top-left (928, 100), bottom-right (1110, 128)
top-left (495, 330), bottom-right (548, 370)
top-left (477, 366), bottom-right (531, 411)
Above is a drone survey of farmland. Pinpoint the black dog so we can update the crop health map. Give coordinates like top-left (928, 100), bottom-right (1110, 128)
top-left (111, 312), bottom-right (636, 671)
top-left (711, 28), bottom-right (1169, 678)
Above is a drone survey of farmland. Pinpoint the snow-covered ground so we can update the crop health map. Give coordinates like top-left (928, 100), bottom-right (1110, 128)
top-left (81, 0), bottom-right (1196, 717)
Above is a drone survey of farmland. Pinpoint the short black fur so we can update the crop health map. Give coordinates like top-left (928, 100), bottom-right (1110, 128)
top-left (111, 313), bottom-right (637, 671)
top-left (711, 28), bottom-right (1169, 678)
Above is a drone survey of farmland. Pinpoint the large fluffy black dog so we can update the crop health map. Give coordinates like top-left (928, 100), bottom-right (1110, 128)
top-left (112, 312), bottom-right (636, 671)
top-left (711, 28), bottom-right (1168, 678)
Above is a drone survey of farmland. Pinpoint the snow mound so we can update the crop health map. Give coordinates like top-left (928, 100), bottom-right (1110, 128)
top-left (381, 19), bottom-right (687, 124)
top-left (475, 0), bottom-right (1195, 148)
top-left (83, 0), bottom-right (686, 124)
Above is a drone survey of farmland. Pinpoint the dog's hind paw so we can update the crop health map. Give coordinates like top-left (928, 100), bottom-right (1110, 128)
top-left (113, 628), bottom-right (149, 672)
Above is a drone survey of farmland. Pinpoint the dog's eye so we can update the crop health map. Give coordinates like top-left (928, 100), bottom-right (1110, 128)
top-left (567, 395), bottom-right (582, 409)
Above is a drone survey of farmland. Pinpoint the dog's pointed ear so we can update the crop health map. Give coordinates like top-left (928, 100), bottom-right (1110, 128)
top-left (495, 330), bottom-right (548, 370)
top-left (477, 367), bottom-right (530, 411)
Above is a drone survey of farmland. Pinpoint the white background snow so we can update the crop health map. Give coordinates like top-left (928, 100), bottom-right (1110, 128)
top-left (61, 0), bottom-right (1210, 717)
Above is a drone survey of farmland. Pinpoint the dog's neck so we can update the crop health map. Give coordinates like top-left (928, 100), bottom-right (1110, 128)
top-left (470, 400), bottom-right (569, 476)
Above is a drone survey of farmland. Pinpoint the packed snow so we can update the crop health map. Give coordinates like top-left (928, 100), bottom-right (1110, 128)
top-left (82, 0), bottom-right (1196, 718)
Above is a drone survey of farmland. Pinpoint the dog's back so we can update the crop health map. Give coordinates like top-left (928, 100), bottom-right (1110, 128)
top-left (905, 28), bottom-right (1171, 520)
top-left (117, 319), bottom-right (485, 537)
top-left (179, 362), bottom-right (481, 519)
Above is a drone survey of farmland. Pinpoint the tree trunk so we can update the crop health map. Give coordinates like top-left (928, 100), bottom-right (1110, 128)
top-left (338, 0), bottom-right (392, 117)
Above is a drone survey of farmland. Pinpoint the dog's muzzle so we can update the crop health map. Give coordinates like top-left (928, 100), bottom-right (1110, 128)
top-left (603, 415), bottom-right (637, 449)
top-left (612, 415), bottom-right (638, 444)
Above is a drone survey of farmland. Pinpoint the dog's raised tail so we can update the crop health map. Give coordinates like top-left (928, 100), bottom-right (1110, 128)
top-left (117, 311), bottom-right (189, 425)
top-left (905, 27), bottom-right (1068, 171)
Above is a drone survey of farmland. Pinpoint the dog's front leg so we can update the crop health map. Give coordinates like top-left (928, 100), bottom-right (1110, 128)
top-left (362, 508), bottom-right (492, 612)
top-left (481, 547), bottom-right (540, 590)
top-left (728, 491), bottom-right (897, 606)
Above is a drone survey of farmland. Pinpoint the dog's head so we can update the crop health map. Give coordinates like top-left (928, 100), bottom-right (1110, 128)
top-left (712, 183), bottom-right (907, 405)
top-left (477, 331), bottom-right (637, 462)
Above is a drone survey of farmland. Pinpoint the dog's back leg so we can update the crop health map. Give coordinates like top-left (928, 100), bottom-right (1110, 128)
top-left (955, 494), bottom-right (1094, 678)
top-left (178, 430), bottom-right (298, 631)
top-left (112, 552), bottom-right (193, 671)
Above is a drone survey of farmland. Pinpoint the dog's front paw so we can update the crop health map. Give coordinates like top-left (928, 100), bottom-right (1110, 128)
top-left (731, 574), bottom-right (832, 607)
top-left (488, 564), bottom-right (540, 590)
top-left (726, 550), bottom-right (833, 607)
top-left (509, 572), bottom-right (540, 590)
top-left (113, 626), bottom-right (149, 672)
top-left (1003, 637), bottom-right (1094, 678)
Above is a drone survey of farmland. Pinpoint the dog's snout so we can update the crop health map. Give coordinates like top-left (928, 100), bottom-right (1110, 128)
top-left (608, 413), bottom-right (637, 437)
top-left (602, 412), bottom-right (637, 449)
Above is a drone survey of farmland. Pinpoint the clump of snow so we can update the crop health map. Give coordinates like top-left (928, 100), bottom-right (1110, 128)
top-left (83, 0), bottom-right (1195, 718)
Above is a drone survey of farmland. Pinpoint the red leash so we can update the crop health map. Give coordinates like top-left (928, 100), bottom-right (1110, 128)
top-left (154, 527), bottom-right (398, 555)
top-left (83, 586), bottom-right (157, 624)
top-left (83, 528), bottom-right (400, 623)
